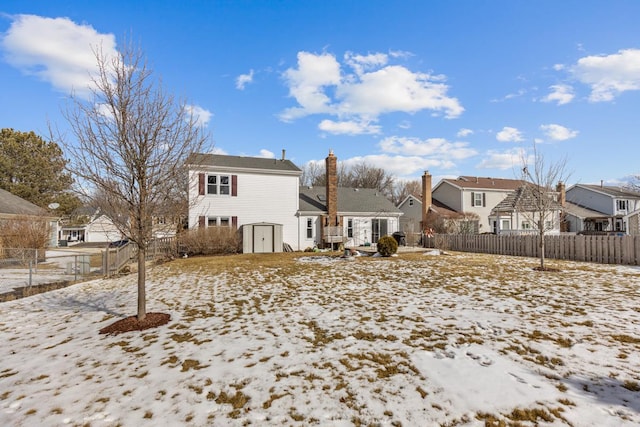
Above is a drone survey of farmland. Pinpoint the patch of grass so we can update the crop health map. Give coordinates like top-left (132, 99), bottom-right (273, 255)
top-left (143, 411), bottom-right (153, 419)
top-left (612, 334), bottom-right (640, 345)
top-left (181, 359), bottom-right (207, 371)
top-left (622, 380), bottom-right (640, 392)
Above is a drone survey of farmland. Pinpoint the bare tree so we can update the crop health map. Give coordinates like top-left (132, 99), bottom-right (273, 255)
top-left (392, 179), bottom-right (421, 206)
top-left (518, 145), bottom-right (569, 270)
top-left (61, 43), bottom-right (208, 321)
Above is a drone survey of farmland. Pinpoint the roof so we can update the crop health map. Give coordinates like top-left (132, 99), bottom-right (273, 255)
top-left (299, 187), bottom-right (402, 215)
top-left (563, 201), bottom-right (608, 219)
top-left (0, 188), bottom-right (47, 216)
top-left (187, 153), bottom-right (301, 174)
top-left (429, 199), bottom-right (460, 218)
top-left (573, 184), bottom-right (640, 199)
top-left (439, 176), bottom-right (525, 191)
top-left (491, 185), bottom-right (562, 214)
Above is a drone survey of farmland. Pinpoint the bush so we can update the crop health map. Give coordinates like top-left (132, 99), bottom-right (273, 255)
top-left (177, 227), bottom-right (241, 256)
top-left (377, 235), bottom-right (398, 257)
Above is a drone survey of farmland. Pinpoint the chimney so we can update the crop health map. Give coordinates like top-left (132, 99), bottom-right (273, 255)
top-left (281, 149), bottom-right (286, 160)
top-left (421, 170), bottom-right (432, 231)
top-left (556, 182), bottom-right (566, 207)
top-left (325, 149), bottom-right (338, 227)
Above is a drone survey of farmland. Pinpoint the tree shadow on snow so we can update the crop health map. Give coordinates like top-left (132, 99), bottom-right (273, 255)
top-left (562, 375), bottom-right (640, 414)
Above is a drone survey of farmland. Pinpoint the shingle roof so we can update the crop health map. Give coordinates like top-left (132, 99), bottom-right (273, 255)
top-left (442, 176), bottom-right (525, 191)
top-left (491, 185), bottom-right (562, 213)
top-left (0, 188), bottom-right (47, 216)
top-left (187, 153), bottom-right (301, 174)
top-left (576, 184), bottom-right (640, 199)
top-left (563, 201), bottom-right (608, 219)
top-left (299, 187), bottom-right (402, 215)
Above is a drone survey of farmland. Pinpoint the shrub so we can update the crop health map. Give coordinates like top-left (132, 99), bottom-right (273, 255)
top-left (177, 227), bottom-right (241, 256)
top-left (377, 235), bottom-right (398, 257)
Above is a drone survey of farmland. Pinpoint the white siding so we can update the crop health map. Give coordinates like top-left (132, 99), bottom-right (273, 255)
top-left (189, 169), bottom-right (301, 250)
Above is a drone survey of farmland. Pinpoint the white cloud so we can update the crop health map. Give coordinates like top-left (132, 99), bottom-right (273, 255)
top-left (496, 126), bottom-right (524, 142)
top-left (379, 136), bottom-right (477, 160)
top-left (185, 105), bottom-right (213, 127)
top-left (540, 124), bottom-right (578, 141)
top-left (457, 128), bottom-right (473, 138)
top-left (279, 51), bottom-right (463, 132)
top-left (279, 51), bottom-right (342, 121)
top-left (257, 149), bottom-right (275, 158)
top-left (541, 84), bottom-right (574, 105)
top-left (341, 154), bottom-right (453, 177)
top-left (318, 119), bottom-right (381, 135)
top-left (235, 69), bottom-right (254, 90)
top-left (0, 14), bottom-right (117, 98)
top-left (210, 146), bottom-right (228, 155)
top-left (571, 48), bottom-right (640, 102)
top-left (477, 148), bottom-right (530, 170)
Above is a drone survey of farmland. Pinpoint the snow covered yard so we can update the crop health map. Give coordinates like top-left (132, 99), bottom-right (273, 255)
top-left (1, 251), bottom-right (639, 426)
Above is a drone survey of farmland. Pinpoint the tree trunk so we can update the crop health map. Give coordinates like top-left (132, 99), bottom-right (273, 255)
top-left (137, 247), bottom-right (146, 321)
top-left (539, 232), bottom-right (546, 270)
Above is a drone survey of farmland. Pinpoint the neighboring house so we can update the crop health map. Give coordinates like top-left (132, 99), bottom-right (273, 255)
top-left (187, 150), bottom-right (402, 252)
top-left (625, 209), bottom-right (640, 235)
top-left (565, 184), bottom-right (640, 233)
top-left (489, 184), bottom-right (562, 235)
top-left (0, 188), bottom-right (59, 247)
top-left (397, 171), bottom-right (460, 235)
top-left (59, 208), bottom-right (124, 244)
top-left (431, 176), bottom-right (525, 233)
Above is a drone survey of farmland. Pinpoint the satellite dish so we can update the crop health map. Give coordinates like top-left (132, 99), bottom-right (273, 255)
top-left (48, 203), bottom-right (60, 210)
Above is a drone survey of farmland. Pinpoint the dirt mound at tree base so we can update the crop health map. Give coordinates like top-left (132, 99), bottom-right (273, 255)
top-left (99, 312), bottom-right (170, 335)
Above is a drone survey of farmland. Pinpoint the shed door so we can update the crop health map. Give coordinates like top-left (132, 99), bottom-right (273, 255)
top-left (253, 225), bottom-right (274, 253)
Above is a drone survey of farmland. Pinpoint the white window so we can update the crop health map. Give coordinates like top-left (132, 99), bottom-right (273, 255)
top-left (306, 218), bottom-right (313, 239)
top-left (409, 199), bottom-right (414, 206)
top-left (501, 219), bottom-right (511, 230)
top-left (207, 175), bottom-right (230, 195)
top-left (208, 216), bottom-right (232, 227)
top-left (472, 192), bottom-right (485, 207)
top-left (347, 219), bottom-right (353, 238)
top-left (617, 200), bottom-right (627, 211)
top-left (521, 221), bottom-right (531, 230)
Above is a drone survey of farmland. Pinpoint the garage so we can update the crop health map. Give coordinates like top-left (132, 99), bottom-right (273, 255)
top-left (242, 222), bottom-right (283, 253)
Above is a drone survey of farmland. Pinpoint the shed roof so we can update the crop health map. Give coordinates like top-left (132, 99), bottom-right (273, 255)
top-left (491, 185), bottom-right (562, 214)
top-left (299, 187), bottom-right (402, 215)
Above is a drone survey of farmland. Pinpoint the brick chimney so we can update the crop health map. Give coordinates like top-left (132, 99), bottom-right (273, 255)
top-left (556, 181), bottom-right (566, 207)
top-left (325, 149), bottom-right (338, 226)
top-left (421, 171), bottom-right (432, 231)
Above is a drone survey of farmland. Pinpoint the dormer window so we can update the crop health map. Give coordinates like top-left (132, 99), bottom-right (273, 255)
top-left (617, 200), bottom-right (628, 211)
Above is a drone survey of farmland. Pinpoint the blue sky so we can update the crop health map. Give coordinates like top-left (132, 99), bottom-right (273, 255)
top-left (1, 1), bottom-right (639, 186)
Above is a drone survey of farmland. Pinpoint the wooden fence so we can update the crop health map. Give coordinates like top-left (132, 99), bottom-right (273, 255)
top-left (424, 234), bottom-right (640, 266)
top-left (102, 237), bottom-right (178, 277)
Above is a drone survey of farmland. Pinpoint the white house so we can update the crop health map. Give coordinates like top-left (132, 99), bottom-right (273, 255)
top-left (488, 184), bottom-right (563, 235)
top-left (565, 184), bottom-right (640, 233)
top-left (187, 150), bottom-right (402, 252)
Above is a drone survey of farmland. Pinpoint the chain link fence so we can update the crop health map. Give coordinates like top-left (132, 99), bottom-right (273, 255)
top-left (0, 248), bottom-right (103, 302)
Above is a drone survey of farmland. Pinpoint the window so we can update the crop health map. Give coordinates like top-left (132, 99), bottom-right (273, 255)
top-left (545, 220), bottom-right (552, 229)
top-left (207, 175), bottom-right (217, 194)
top-left (617, 200), bottom-right (628, 211)
top-left (409, 199), bottom-right (414, 207)
top-left (208, 216), bottom-right (232, 227)
top-left (521, 221), bottom-right (531, 230)
top-left (220, 176), bottom-right (230, 195)
top-left (347, 219), bottom-right (353, 238)
top-left (372, 219), bottom-right (388, 243)
top-left (471, 192), bottom-right (485, 207)
top-left (306, 218), bottom-right (313, 239)
top-left (501, 219), bottom-right (511, 230)
top-left (207, 174), bottom-right (231, 195)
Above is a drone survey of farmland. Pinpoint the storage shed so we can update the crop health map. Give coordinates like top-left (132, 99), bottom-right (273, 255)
top-left (242, 222), bottom-right (283, 253)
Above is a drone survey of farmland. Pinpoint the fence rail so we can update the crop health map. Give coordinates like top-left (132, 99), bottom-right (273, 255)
top-left (102, 237), bottom-right (178, 277)
top-left (424, 233), bottom-right (640, 266)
